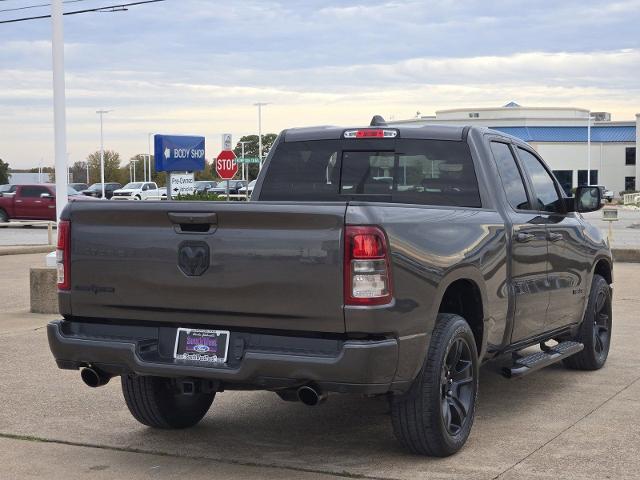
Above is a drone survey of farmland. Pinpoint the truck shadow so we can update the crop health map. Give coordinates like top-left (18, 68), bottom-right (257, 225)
top-left (120, 362), bottom-right (602, 473)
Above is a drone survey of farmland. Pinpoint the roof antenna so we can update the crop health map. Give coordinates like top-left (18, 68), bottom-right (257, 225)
top-left (370, 115), bottom-right (387, 127)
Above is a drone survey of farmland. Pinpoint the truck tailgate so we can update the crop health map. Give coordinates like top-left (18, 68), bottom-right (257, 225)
top-left (65, 202), bottom-right (347, 333)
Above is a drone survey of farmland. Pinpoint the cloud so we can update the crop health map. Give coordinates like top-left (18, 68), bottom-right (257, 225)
top-left (0, 0), bottom-right (639, 168)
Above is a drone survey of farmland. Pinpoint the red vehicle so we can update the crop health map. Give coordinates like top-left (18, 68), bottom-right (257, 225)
top-left (0, 184), bottom-right (95, 222)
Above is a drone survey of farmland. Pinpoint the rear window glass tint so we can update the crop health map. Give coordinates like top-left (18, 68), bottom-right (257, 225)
top-left (260, 139), bottom-right (481, 207)
top-left (259, 141), bottom-right (340, 201)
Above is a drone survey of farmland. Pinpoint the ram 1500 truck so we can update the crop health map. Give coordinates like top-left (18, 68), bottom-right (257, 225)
top-left (47, 119), bottom-right (612, 456)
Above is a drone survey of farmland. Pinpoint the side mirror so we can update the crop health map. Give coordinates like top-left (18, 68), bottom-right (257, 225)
top-left (571, 186), bottom-right (602, 213)
top-left (40, 193), bottom-right (53, 199)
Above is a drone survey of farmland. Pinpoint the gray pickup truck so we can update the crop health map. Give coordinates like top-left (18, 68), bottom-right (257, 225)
top-left (47, 118), bottom-right (612, 456)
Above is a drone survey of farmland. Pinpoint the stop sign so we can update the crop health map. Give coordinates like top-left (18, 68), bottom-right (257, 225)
top-left (215, 150), bottom-right (238, 180)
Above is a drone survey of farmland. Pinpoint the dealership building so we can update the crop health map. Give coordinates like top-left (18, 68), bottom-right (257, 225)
top-left (390, 103), bottom-right (639, 196)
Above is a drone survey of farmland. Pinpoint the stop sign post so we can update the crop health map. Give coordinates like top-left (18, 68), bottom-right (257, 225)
top-left (216, 150), bottom-right (238, 200)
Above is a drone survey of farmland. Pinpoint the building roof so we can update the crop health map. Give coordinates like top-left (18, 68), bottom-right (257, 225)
top-left (491, 126), bottom-right (636, 143)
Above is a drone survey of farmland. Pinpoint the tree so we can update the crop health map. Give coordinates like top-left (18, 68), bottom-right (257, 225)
top-left (70, 161), bottom-right (89, 184)
top-left (0, 159), bottom-right (10, 184)
top-left (86, 150), bottom-right (124, 184)
top-left (231, 134), bottom-right (277, 181)
top-left (195, 160), bottom-right (214, 181)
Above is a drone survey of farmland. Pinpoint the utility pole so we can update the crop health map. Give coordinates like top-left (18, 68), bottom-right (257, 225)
top-left (52, 0), bottom-right (68, 220)
top-left (96, 109), bottom-right (112, 198)
top-left (253, 102), bottom-right (269, 171)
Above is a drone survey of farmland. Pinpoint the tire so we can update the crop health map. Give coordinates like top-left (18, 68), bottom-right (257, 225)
top-left (563, 274), bottom-right (612, 370)
top-left (121, 374), bottom-right (215, 429)
top-left (0, 209), bottom-right (8, 223)
top-left (134, 195), bottom-right (141, 200)
top-left (390, 313), bottom-right (479, 457)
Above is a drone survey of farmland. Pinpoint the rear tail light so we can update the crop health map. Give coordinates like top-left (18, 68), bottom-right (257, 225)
top-left (343, 129), bottom-right (398, 139)
top-left (344, 226), bottom-right (393, 306)
top-left (57, 220), bottom-right (71, 290)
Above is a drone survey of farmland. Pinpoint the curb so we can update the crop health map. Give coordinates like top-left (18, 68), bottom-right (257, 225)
top-left (0, 245), bottom-right (55, 256)
top-left (612, 249), bottom-right (640, 263)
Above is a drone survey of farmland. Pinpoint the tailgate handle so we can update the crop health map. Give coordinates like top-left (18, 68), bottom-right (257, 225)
top-left (168, 212), bottom-right (217, 233)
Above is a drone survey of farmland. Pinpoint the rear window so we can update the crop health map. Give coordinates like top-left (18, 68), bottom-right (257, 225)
top-left (259, 139), bottom-right (481, 207)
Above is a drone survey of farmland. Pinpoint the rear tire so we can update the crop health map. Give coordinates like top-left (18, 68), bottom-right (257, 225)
top-left (121, 374), bottom-right (215, 429)
top-left (563, 274), bottom-right (612, 370)
top-left (390, 313), bottom-right (479, 457)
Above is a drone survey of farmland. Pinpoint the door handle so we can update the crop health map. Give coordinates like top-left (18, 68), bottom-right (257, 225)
top-left (515, 232), bottom-right (535, 243)
top-left (548, 232), bottom-right (563, 242)
top-left (168, 212), bottom-right (217, 225)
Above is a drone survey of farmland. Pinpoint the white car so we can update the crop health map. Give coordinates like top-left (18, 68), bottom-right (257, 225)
top-left (111, 182), bottom-right (159, 200)
top-left (237, 180), bottom-right (256, 196)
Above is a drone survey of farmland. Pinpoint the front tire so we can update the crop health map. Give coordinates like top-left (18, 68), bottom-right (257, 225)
top-left (390, 313), bottom-right (479, 457)
top-left (563, 274), bottom-right (612, 370)
top-left (0, 209), bottom-right (8, 223)
top-left (121, 374), bottom-right (215, 429)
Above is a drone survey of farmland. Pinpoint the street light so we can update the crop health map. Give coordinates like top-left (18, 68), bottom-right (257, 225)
top-left (96, 109), bottom-right (113, 199)
top-left (253, 102), bottom-right (270, 171)
top-left (52, 0), bottom-right (69, 221)
top-left (130, 159), bottom-right (138, 182)
top-left (238, 140), bottom-right (250, 178)
top-left (147, 133), bottom-right (154, 182)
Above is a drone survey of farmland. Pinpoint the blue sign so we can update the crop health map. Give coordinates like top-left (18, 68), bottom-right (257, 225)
top-left (154, 134), bottom-right (206, 172)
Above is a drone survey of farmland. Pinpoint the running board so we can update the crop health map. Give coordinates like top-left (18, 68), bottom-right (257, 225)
top-left (502, 341), bottom-right (584, 378)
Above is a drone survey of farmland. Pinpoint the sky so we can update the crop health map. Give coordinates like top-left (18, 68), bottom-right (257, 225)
top-left (1, 0), bottom-right (639, 169)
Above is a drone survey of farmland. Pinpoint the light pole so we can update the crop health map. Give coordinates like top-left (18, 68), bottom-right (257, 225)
top-left (238, 140), bottom-right (250, 179)
top-left (52, 0), bottom-right (69, 220)
top-left (130, 159), bottom-right (138, 182)
top-left (587, 111), bottom-right (592, 185)
top-left (253, 102), bottom-right (270, 171)
top-left (147, 133), bottom-right (154, 181)
top-left (238, 140), bottom-right (251, 201)
top-left (96, 109), bottom-right (112, 199)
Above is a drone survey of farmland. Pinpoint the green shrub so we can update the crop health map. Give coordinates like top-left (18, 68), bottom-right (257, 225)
top-left (174, 192), bottom-right (226, 201)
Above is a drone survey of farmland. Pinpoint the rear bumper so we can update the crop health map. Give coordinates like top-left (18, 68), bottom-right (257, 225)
top-left (47, 319), bottom-right (399, 394)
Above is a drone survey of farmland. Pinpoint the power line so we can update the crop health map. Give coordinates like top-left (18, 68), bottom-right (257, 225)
top-left (0, 0), bottom-right (165, 24)
top-left (0, 0), bottom-right (90, 14)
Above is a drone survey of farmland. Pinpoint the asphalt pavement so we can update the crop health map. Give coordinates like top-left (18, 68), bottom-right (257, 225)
top-left (0, 253), bottom-right (638, 479)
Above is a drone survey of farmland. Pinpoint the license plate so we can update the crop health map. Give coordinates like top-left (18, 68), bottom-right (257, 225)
top-left (173, 328), bottom-right (229, 364)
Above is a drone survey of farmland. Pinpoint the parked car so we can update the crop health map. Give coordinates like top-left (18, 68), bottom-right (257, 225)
top-left (194, 181), bottom-right (218, 194)
top-left (48, 120), bottom-right (611, 457)
top-left (0, 183), bottom-right (95, 222)
top-left (111, 182), bottom-right (159, 200)
top-left (80, 183), bottom-right (122, 199)
top-left (237, 180), bottom-right (256, 196)
top-left (69, 183), bottom-right (89, 192)
top-left (210, 180), bottom-right (247, 195)
top-left (595, 185), bottom-right (614, 202)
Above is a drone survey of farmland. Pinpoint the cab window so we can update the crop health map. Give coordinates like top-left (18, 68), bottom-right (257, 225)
top-left (517, 148), bottom-right (562, 213)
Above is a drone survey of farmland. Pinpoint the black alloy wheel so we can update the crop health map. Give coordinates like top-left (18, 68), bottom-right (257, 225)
top-left (441, 337), bottom-right (474, 436)
top-left (592, 287), bottom-right (612, 362)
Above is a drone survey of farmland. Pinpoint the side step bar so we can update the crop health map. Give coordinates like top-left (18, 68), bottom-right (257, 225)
top-left (502, 341), bottom-right (584, 379)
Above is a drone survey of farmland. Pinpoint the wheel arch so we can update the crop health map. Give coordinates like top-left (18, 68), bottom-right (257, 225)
top-left (434, 268), bottom-right (488, 359)
top-left (593, 257), bottom-right (613, 285)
